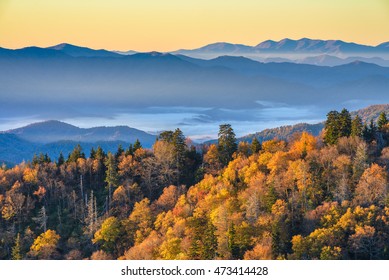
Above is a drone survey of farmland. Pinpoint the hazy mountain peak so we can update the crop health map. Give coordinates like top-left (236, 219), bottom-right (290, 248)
top-left (6, 120), bottom-right (80, 135)
top-left (3, 120), bottom-right (156, 146)
top-left (47, 43), bottom-right (121, 57)
top-left (377, 42), bottom-right (389, 48)
top-left (49, 43), bottom-right (77, 50)
top-left (26, 120), bottom-right (78, 129)
top-left (255, 40), bottom-right (276, 49)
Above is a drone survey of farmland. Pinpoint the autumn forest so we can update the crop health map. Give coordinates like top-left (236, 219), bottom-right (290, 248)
top-left (1, 109), bottom-right (389, 260)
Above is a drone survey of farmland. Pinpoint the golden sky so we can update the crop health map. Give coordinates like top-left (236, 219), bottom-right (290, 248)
top-left (0, 0), bottom-right (388, 51)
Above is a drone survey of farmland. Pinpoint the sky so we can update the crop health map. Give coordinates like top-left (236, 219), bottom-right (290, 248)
top-left (0, 0), bottom-right (388, 51)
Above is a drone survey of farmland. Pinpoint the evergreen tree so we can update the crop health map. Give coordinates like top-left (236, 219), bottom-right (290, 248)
top-left (228, 223), bottom-right (239, 259)
top-left (172, 128), bottom-right (187, 184)
top-left (325, 109), bottom-right (351, 145)
top-left (324, 110), bottom-right (340, 145)
top-left (202, 220), bottom-right (217, 259)
top-left (218, 124), bottom-right (237, 166)
top-left (351, 115), bottom-right (363, 137)
top-left (125, 144), bottom-right (134, 156)
top-left (67, 144), bottom-right (85, 163)
top-left (93, 146), bottom-right (106, 189)
top-left (90, 147), bottom-right (96, 159)
top-left (377, 112), bottom-right (388, 131)
top-left (12, 233), bottom-right (22, 260)
top-left (57, 152), bottom-right (65, 166)
top-left (369, 119), bottom-right (377, 136)
top-left (95, 146), bottom-right (106, 160)
top-left (133, 139), bottom-right (142, 151)
top-left (159, 131), bottom-right (174, 142)
top-left (38, 153), bottom-right (45, 164)
top-left (365, 119), bottom-right (377, 143)
top-left (115, 144), bottom-right (124, 161)
top-left (189, 217), bottom-right (217, 260)
top-left (31, 154), bottom-right (39, 166)
top-left (105, 152), bottom-right (118, 213)
top-left (37, 153), bottom-right (51, 164)
top-left (338, 108), bottom-right (352, 138)
top-left (362, 122), bottom-right (370, 142)
top-left (251, 137), bottom-right (261, 154)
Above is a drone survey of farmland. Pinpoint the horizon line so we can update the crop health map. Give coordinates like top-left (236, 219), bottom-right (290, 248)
top-left (2, 37), bottom-right (389, 52)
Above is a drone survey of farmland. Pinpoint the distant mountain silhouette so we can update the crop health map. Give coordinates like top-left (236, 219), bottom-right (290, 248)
top-left (173, 38), bottom-right (389, 59)
top-left (6, 120), bottom-right (156, 145)
top-left (174, 42), bottom-right (254, 57)
top-left (254, 38), bottom-right (377, 53)
top-left (0, 46), bottom-right (70, 58)
top-left (0, 120), bottom-right (158, 164)
top-left (48, 43), bottom-right (122, 57)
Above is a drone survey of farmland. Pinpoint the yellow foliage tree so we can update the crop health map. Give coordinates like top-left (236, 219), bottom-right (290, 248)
top-left (93, 216), bottom-right (123, 254)
top-left (30, 230), bottom-right (60, 259)
top-left (289, 132), bottom-right (317, 159)
top-left (354, 164), bottom-right (388, 207)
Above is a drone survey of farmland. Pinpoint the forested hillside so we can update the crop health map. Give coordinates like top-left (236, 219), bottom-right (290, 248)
top-left (1, 110), bottom-right (389, 260)
top-left (239, 104), bottom-right (389, 143)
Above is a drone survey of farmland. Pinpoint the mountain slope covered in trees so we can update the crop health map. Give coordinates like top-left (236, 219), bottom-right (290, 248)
top-left (1, 108), bottom-right (389, 260)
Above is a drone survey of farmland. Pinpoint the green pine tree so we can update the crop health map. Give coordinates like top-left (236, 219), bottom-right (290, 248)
top-left (105, 152), bottom-right (119, 213)
top-left (251, 137), bottom-right (261, 154)
top-left (125, 144), bottom-right (134, 156)
top-left (57, 152), bottom-right (65, 166)
top-left (115, 144), bottom-right (124, 161)
top-left (351, 115), bottom-right (363, 137)
top-left (133, 139), bottom-right (142, 151)
top-left (377, 112), bottom-right (388, 131)
top-left (324, 110), bottom-right (340, 145)
top-left (67, 144), bottom-right (85, 163)
top-left (11, 233), bottom-right (22, 260)
top-left (338, 108), bottom-right (352, 138)
top-left (218, 124), bottom-right (237, 166)
top-left (172, 128), bottom-right (187, 185)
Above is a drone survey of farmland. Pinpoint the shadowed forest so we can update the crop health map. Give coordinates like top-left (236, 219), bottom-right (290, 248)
top-left (1, 109), bottom-right (389, 260)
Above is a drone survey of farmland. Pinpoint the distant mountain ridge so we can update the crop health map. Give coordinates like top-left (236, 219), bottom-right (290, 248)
top-left (0, 121), bottom-right (157, 164)
top-left (5, 120), bottom-right (156, 145)
top-left (173, 38), bottom-right (389, 58)
top-left (2, 38), bottom-right (389, 59)
top-left (239, 104), bottom-right (389, 143)
top-left (48, 43), bottom-right (122, 58)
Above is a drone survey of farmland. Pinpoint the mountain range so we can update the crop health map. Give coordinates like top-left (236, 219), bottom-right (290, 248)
top-left (1, 104), bottom-right (388, 165)
top-left (1, 45), bottom-right (388, 118)
top-left (2, 38), bottom-right (389, 62)
top-left (6, 120), bottom-right (156, 144)
top-left (48, 43), bottom-right (123, 58)
top-left (173, 38), bottom-right (389, 59)
top-left (0, 121), bottom-right (156, 164)
top-left (1, 38), bottom-right (389, 147)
